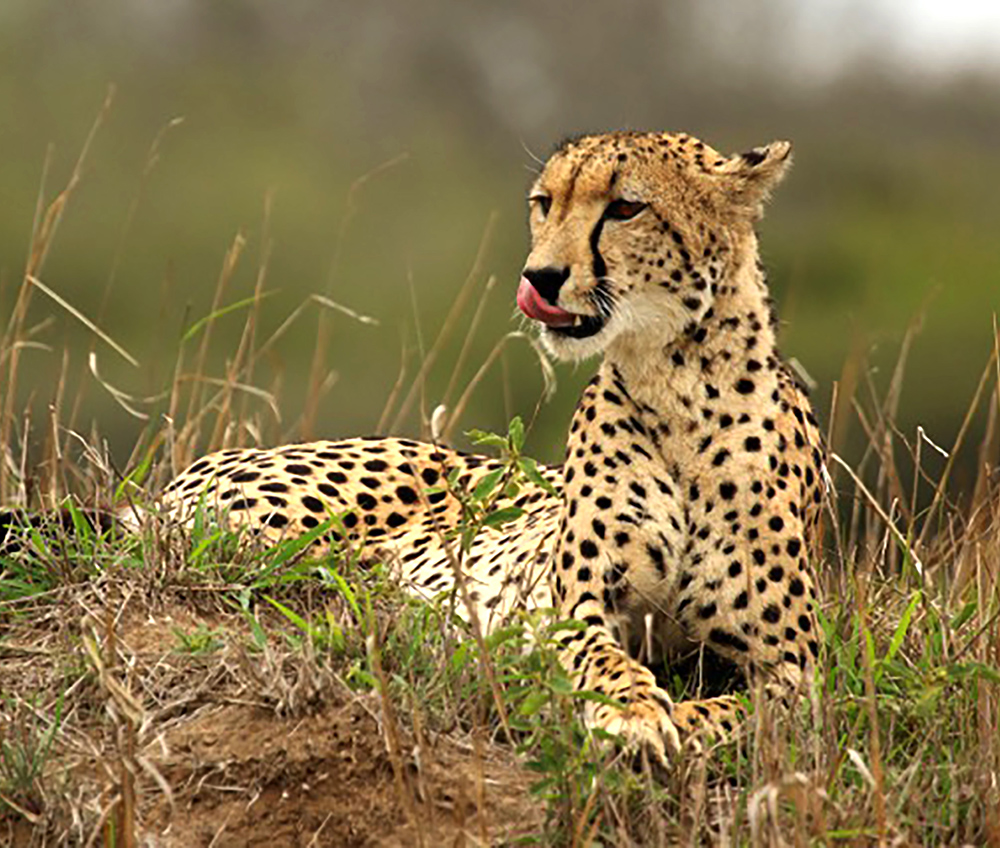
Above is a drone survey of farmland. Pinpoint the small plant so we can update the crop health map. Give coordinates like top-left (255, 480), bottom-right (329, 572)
top-left (0, 694), bottom-right (63, 823)
top-left (451, 415), bottom-right (558, 553)
top-left (172, 624), bottom-right (225, 654)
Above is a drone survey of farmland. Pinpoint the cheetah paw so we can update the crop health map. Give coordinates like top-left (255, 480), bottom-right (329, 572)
top-left (589, 686), bottom-right (682, 766)
top-left (671, 696), bottom-right (745, 750)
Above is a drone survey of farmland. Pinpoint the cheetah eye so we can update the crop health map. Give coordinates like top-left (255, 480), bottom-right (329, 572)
top-left (529, 195), bottom-right (552, 217)
top-left (605, 199), bottom-right (647, 221)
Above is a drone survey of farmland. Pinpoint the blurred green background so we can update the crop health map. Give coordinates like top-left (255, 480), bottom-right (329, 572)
top-left (1, 0), bottom-right (998, 489)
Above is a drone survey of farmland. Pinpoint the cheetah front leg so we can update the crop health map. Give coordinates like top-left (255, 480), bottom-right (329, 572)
top-left (550, 491), bottom-right (691, 764)
top-left (551, 578), bottom-right (682, 763)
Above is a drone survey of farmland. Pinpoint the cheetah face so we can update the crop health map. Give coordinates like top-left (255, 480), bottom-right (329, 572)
top-left (517, 132), bottom-right (791, 361)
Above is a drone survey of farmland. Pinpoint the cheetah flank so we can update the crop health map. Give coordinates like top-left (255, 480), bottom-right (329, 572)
top-left (160, 130), bottom-right (825, 763)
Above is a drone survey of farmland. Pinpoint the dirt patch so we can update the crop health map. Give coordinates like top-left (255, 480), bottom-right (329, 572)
top-left (143, 698), bottom-right (541, 847)
top-left (1, 593), bottom-right (544, 846)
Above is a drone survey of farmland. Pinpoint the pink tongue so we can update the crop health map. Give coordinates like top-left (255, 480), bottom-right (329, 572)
top-left (516, 277), bottom-right (575, 327)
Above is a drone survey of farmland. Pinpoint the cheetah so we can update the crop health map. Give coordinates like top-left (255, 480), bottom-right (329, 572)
top-left (157, 130), bottom-right (825, 763)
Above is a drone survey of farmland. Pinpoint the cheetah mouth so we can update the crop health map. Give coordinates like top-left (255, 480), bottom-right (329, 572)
top-left (516, 277), bottom-right (607, 339)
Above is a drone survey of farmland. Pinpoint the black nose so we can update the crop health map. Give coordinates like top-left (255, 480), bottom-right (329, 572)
top-left (523, 267), bottom-right (570, 306)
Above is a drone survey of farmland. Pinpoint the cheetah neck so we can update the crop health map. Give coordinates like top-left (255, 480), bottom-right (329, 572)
top-left (602, 247), bottom-right (780, 440)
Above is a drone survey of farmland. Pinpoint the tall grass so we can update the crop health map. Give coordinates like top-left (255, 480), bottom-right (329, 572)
top-left (1, 110), bottom-right (998, 846)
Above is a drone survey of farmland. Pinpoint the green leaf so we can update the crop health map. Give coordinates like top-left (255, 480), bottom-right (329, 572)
top-left (508, 416), bottom-right (525, 452)
top-left (466, 429), bottom-right (508, 449)
top-left (547, 618), bottom-right (588, 633)
top-left (518, 456), bottom-right (558, 496)
top-left (883, 590), bottom-right (921, 667)
top-left (181, 291), bottom-right (278, 343)
top-left (482, 506), bottom-right (525, 528)
top-left (329, 569), bottom-right (362, 621)
top-left (66, 500), bottom-right (93, 542)
top-left (519, 690), bottom-right (548, 716)
top-left (473, 468), bottom-right (506, 501)
top-left (485, 623), bottom-right (526, 651)
top-left (950, 600), bottom-right (977, 630)
top-left (263, 595), bottom-right (312, 634)
top-left (449, 640), bottom-right (473, 672)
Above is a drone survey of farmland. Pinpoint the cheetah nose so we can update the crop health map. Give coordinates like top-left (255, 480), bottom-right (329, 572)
top-left (517, 275), bottom-right (575, 326)
top-left (522, 266), bottom-right (569, 306)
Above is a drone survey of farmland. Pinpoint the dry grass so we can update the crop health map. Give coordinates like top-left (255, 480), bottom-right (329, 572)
top-left (2, 111), bottom-right (999, 846)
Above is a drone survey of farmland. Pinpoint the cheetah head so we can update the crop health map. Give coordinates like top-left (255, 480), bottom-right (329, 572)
top-left (517, 131), bottom-right (792, 361)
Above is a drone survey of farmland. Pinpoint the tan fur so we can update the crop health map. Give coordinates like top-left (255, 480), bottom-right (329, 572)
top-left (162, 130), bottom-right (825, 763)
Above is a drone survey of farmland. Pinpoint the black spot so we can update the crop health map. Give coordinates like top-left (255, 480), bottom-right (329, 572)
top-left (396, 485), bottom-right (418, 505)
top-left (230, 470), bottom-right (260, 483)
top-left (698, 602), bottom-right (717, 620)
top-left (789, 577), bottom-right (806, 596)
top-left (710, 628), bottom-right (749, 652)
top-left (712, 449), bottom-right (731, 467)
top-left (262, 512), bottom-right (288, 528)
top-left (229, 498), bottom-right (256, 510)
top-left (744, 436), bottom-right (761, 452)
top-left (259, 482), bottom-right (289, 493)
top-left (735, 379), bottom-right (755, 395)
top-left (296, 491), bottom-right (331, 515)
top-left (719, 482), bottom-right (737, 500)
top-left (733, 591), bottom-right (749, 609)
top-left (769, 515), bottom-right (785, 532)
top-left (580, 539), bottom-right (599, 559)
top-left (356, 493), bottom-right (377, 510)
top-left (762, 605), bottom-right (781, 624)
top-left (285, 464), bottom-right (313, 476)
top-left (360, 477), bottom-right (381, 489)
top-left (421, 468), bottom-right (440, 485)
top-left (386, 512), bottom-right (407, 528)
top-left (363, 459), bottom-right (388, 472)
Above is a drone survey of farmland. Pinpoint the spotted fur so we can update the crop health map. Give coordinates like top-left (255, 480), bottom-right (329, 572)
top-left (162, 130), bottom-right (825, 763)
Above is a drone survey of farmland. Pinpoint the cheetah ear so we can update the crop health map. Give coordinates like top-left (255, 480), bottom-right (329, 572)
top-left (712, 140), bottom-right (792, 219)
